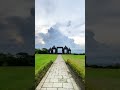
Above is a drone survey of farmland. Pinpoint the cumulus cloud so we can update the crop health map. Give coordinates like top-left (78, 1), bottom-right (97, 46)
top-left (35, 25), bottom-right (49, 34)
top-left (35, 0), bottom-right (85, 53)
top-left (35, 35), bottom-right (45, 45)
top-left (35, 20), bottom-right (85, 50)
top-left (50, 21), bottom-right (85, 49)
top-left (35, 25), bottom-right (84, 53)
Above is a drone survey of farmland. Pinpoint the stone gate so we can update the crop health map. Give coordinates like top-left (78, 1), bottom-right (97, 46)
top-left (48, 45), bottom-right (71, 54)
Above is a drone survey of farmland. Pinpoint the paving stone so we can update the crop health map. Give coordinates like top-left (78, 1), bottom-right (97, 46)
top-left (58, 78), bottom-right (67, 83)
top-left (53, 83), bottom-right (62, 87)
top-left (54, 75), bottom-right (62, 79)
top-left (63, 75), bottom-right (69, 79)
top-left (50, 78), bottom-right (58, 82)
top-left (47, 88), bottom-right (57, 90)
top-left (45, 79), bottom-right (50, 83)
top-left (47, 75), bottom-right (55, 78)
top-left (67, 79), bottom-right (71, 82)
top-left (63, 83), bottom-right (74, 89)
top-left (58, 88), bottom-right (74, 90)
top-left (41, 88), bottom-right (47, 90)
top-left (58, 88), bottom-right (66, 90)
top-left (42, 83), bottom-right (53, 88)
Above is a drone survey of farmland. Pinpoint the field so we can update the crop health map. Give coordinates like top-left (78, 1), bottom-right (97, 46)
top-left (86, 68), bottom-right (120, 90)
top-left (35, 54), bottom-right (57, 75)
top-left (0, 67), bottom-right (34, 90)
top-left (62, 55), bottom-right (85, 81)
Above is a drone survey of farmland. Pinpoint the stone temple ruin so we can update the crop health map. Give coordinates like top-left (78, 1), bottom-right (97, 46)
top-left (48, 46), bottom-right (71, 54)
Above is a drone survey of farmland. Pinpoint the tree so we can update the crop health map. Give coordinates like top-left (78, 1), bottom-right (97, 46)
top-left (35, 48), bottom-right (48, 54)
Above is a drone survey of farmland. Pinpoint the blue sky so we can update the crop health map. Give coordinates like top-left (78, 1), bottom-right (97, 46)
top-left (35, 0), bottom-right (85, 53)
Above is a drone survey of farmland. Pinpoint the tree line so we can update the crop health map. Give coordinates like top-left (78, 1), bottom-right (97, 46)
top-left (86, 64), bottom-right (120, 69)
top-left (0, 52), bottom-right (34, 66)
top-left (35, 48), bottom-right (49, 54)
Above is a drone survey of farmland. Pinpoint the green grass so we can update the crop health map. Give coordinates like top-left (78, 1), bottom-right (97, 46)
top-left (35, 54), bottom-right (57, 87)
top-left (0, 66), bottom-right (34, 90)
top-left (62, 55), bottom-right (85, 81)
top-left (35, 54), bottom-right (57, 75)
top-left (86, 68), bottom-right (120, 90)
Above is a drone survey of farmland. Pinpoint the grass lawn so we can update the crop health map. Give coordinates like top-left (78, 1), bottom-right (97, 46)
top-left (35, 54), bottom-right (57, 87)
top-left (86, 68), bottom-right (120, 90)
top-left (35, 54), bottom-right (57, 75)
top-left (0, 66), bottom-right (34, 90)
top-left (62, 55), bottom-right (85, 81)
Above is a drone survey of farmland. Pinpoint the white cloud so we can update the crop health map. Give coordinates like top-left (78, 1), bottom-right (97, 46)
top-left (35, 0), bottom-right (85, 53)
top-left (35, 35), bottom-right (45, 45)
top-left (35, 25), bottom-right (49, 34)
top-left (69, 36), bottom-right (85, 46)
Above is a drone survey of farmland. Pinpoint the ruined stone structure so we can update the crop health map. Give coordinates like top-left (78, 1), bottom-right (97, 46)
top-left (48, 46), bottom-right (71, 54)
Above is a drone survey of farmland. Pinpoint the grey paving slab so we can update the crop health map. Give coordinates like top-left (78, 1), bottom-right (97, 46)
top-left (42, 83), bottom-right (53, 88)
top-left (36, 55), bottom-right (81, 90)
top-left (63, 83), bottom-right (73, 89)
top-left (53, 83), bottom-right (62, 88)
top-left (47, 88), bottom-right (57, 90)
top-left (41, 88), bottom-right (47, 90)
top-left (58, 88), bottom-right (74, 90)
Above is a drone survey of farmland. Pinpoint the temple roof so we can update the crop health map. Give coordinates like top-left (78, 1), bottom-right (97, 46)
top-left (52, 45), bottom-right (56, 49)
top-left (68, 48), bottom-right (71, 51)
top-left (64, 45), bottom-right (68, 49)
top-left (49, 47), bottom-right (52, 50)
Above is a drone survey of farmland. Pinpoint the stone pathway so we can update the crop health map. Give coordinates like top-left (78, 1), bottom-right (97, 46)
top-left (36, 55), bottom-right (81, 90)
